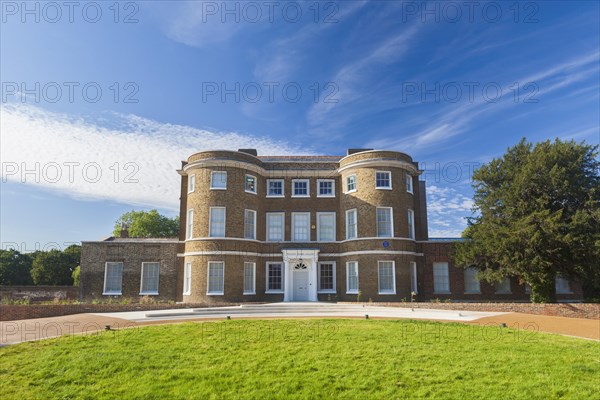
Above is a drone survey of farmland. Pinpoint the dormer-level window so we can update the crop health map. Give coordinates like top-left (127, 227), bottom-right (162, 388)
top-left (317, 179), bottom-right (335, 197)
top-left (406, 174), bottom-right (413, 194)
top-left (188, 174), bottom-right (195, 193)
top-left (267, 179), bottom-right (284, 197)
top-left (346, 175), bottom-right (356, 193)
top-left (245, 175), bottom-right (257, 194)
top-left (211, 171), bottom-right (227, 190)
top-left (376, 171), bottom-right (391, 189)
top-left (292, 179), bottom-right (310, 197)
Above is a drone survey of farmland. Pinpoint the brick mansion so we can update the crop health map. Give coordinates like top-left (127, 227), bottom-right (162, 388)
top-left (80, 149), bottom-right (581, 303)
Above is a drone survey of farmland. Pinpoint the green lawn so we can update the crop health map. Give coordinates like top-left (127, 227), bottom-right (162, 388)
top-left (1, 319), bottom-right (598, 399)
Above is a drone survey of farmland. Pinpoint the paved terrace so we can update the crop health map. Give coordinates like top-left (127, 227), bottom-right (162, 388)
top-left (95, 302), bottom-right (504, 322)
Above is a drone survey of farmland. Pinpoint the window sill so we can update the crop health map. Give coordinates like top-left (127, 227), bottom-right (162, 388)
top-left (464, 291), bottom-right (481, 294)
top-left (245, 190), bottom-right (257, 195)
top-left (183, 292), bottom-right (191, 296)
top-left (433, 291), bottom-right (451, 294)
top-left (291, 195), bottom-right (310, 198)
top-left (317, 195), bottom-right (335, 198)
top-left (344, 189), bottom-right (357, 194)
top-left (378, 291), bottom-right (396, 295)
top-left (407, 190), bottom-right (413, 195)
top-left (376, 187), bottom-right (393, 190)
top-left (207, 292), bottom-right (224, 296)
top-left (243, 292), bottom-right (256, 295)
top-left (346, 291), bottom-right (359, 295)
top-left (495, 292), bottom-right (512, 294)
top-left (318, 290), bottom-right (336, 294)
top-left (210, 187), bottom-right (227, 190)
top-left (102, 292), bottom-right (122, 296)
top-left (139, 292), bottom-right (159, 296)
top-left (265, 290), bottom-right (284, 294)
top-left (556, 291), bottom-right (573, 295)
top-left (188, 190), bottom-right (195, 194)
top-left (266, 195), bottom-right (284, 198)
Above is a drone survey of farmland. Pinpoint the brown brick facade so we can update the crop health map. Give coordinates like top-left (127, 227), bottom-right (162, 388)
top-left (80, 149), bottom-right (583, 303)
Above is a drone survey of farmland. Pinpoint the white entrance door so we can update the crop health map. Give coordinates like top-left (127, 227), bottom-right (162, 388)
top-left (292, 269), bottom-right (309, 301)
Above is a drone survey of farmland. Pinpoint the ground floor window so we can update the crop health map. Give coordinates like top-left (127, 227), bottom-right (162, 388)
top-left (464, 267), bottom-right (480, 293)
top-left (494, 277), bottom-right (511, 294)
top-left (378, 261), bottom-right (395, 294)
top-left (183, 263), bottom-right (192, 295)
top-left (318, 262), bottom-right (336, 293)
top-left (555, 276), bottom-right (571, 294)
top-left (103, 262), bottom-right (123, 295)
top-left (346, 261), bottom-right (359, 294)
top-left (140, 262), bottom-right (160, 295)
top-left (433, 262), bottom-right (450, 293)
top-left (244, 262), bottom-right (256, 294)
top-left (207, 262), bottom-right (225, 295)
top-left (410, 261), bottom-right (418, 294)
top-left (266, 262), bottom-right (284, 293)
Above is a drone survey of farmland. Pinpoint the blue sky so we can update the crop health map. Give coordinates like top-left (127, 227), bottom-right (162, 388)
top-left (1, 0), bottom-right (599, 251)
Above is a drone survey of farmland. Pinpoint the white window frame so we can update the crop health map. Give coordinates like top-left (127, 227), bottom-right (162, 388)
top-left (316, 212), bottom-right (336, 242)
top-left (243, 262), bottom-right (256, 295)
top-left (265, 262), bottom-right (284, 293)
top-left (433, 262), bottom-right (450, 294)
top-left (103, 262), bottom-right (123, 295)
top-left (186, 209), bottom-right (194, 240)
top-left (209, 207), bottom-right (226, 238)
top-left (183, 262), bottom-right (192, 295)
top-left (292, 179), bottom-right (310, 198)
top-left (139, 262), bottom-right (160, 295)
top-left (495, 277), bottom-right (511, 294)
top-left (207, 261), bottom-right (225, 295)
top-left (375, 171), bottom-right (392, 190)
top-left (378, 261), bottom-right (396, 294)
top-left (266, 212), bottom-right (285, 242)
top-left (345, 174), bottom-right (357, 194)
top-left (555, 276), bottom-right (572, 294)
top-left (406, 174), bottom-right (413, 194)
top-left (407, 209), bottom-right (415, 240)
top-left (244, 209), bottom-right (257, 240)
top-left (376, 207), bottom-right (394, 238)
top-left (346, 209), bottom-right (358, 240)
top-left (291, 212), bottom-right (310, 242)
top-left (346, 261), bottom-right (359, 294)
top-left (410, 261), bottom-right (418, 294)
top-left (210, 171), bottom-right (227, 190)
top-left (266, 179), bottom-right (284, 198)
top-left (188, 174), bottom-right (195, 193)
top-left (245, 174), bottom-right (257, 194)
top-left (317, 261), bottom-right (336, 294)
top-left (317, 179), bottom-right (335, 198)
top-left (464, 267), bottom-right (481, 294)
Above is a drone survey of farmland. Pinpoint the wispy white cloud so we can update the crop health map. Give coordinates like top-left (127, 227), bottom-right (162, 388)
top-left (152, 1), bottom-right (245, 47)
top-left (1, 104), bottom-right (305, 210)
top-left (426, 184), bottom-right (474, 238)
top-left (366, 50), bottom-right (600, 153)
top-left (306, 21), bottom-right (423, 137)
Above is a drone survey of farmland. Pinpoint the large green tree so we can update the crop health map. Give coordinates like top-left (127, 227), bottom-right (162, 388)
top-left (455, 138), bottom-right (600, 303)
top-left (113, 210), bottom-right (179, 238)
top-left (31, 250), bottom-right (76, 285)
top-left (0, 249), bottom-right (34, 285)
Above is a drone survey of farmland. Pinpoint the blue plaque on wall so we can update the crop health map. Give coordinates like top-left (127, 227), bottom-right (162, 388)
top-left (382, 241), bottom-right (390, 248)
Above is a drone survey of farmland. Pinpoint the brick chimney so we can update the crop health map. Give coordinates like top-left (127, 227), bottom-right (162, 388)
top-left (119, 223), bottom-right (129, 238)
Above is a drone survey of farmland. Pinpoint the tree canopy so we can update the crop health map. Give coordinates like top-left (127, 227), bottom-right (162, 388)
top-left (30, 248), bottom-right (80, 286)
top-left (0, 249), bottom-right (34, 285)
top-left (112, 210), bottom-right (179, 238)
top-left (455, 138), bottom-right (600, 302)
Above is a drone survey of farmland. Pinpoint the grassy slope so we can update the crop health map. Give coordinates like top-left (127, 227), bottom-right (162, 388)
top-left (1, 319), bottom-right (598, 400)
